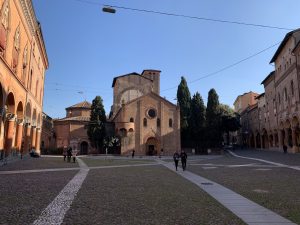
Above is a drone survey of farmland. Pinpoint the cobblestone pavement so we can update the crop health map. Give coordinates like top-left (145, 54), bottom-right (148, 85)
top-left (188, 152), bottom-right (300, 224)
top-left (232, 148), bottom-right (300, 166)
top-left (2, 153), bottom-right (299, 225)
top-left (0, 156), bottom-right (79, 171)
top-left (0, 171), bottom-right (77, 225)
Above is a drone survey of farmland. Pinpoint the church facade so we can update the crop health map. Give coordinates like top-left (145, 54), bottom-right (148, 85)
top-left (109, 69), bottom-right (181, 156)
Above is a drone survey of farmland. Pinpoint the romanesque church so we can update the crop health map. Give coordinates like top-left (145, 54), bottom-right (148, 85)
top-left (109, 69), bottom-right (181, 155)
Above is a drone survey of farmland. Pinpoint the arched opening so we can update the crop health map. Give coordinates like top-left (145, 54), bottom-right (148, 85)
top-left (16, 101), bottom-right (23, 119)
top-left (80, 141), bottom-right (88, 155)
top-left (25, 102), bottom-right (31, 124)
top-left (262, 129), bottom-right (268, 149)
top-left (145, 137), bottom-right (158, 156)
top-left (274, 132), bottom-right (279, 147)
top-left (249, 133), bottom-right (255, 148)
top-left (129, 117), bottom-right (134, 122)
top-left (169, 118), bottom-right (173, 128)
top-left (269, 134), bottom-right (273, 148)
top-left (128, 128), bottom-right (134, 132)
top-left (5, 92), bottom-right (15, 115)
top-left (32, 108), bottom-right (37, 126)
top-left (119, 128), bottom-right (127, 137)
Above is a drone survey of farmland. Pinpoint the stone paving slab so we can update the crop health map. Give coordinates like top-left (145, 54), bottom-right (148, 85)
top-left (158, 159), bottom-right (296, 225)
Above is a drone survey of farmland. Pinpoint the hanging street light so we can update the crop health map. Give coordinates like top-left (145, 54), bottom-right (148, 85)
top-left (102, 6), bottom-right (116, 14)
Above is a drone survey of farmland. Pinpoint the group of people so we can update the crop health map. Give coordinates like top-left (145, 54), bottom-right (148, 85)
top-left (63, 146), bottom-right (77, 163)
top-left (173, 150), bottom-right (187, 171)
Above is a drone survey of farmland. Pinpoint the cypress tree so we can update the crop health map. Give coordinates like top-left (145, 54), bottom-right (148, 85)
top-left (206, 88), bottom-right (222, 147)
top-left (190, 92), bottom-right (206, 152)
top-left (176, 76), bottom-right (192, 146)
top-left (87, 96), bottom-right (106, 153)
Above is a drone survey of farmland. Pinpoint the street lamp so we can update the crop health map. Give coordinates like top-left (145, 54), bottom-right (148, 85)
top-left (102, 6), bottom-right (116, 14)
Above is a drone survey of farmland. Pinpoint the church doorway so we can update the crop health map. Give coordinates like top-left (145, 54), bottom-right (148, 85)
top-left (80, 141), bottom-right (88, 155)
top-left (146, 137), bottom-right (158, 155)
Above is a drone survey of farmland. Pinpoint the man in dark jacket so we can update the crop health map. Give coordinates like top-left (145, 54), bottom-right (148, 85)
top-left (180, 150), bottom-right (187, 171)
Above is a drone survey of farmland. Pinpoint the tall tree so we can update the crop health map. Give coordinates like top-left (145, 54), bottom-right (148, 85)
top-left (177, 76), bottom-right (192, 146)
top-left (190, 92), bottom-right (206, 152)
top-left (219, 104), bottom-right (240, 145)
top-left (87, 96), bottom-right (106, 152)
top-left (206, 88), bottom-right (222, 147)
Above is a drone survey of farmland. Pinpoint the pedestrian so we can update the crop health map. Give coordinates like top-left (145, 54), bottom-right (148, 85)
top-left (283, 144), bottom-right (288, 154)
top-left (173, 151), bottom-right (180, 171)
top-left (63, 146), bottom-right (67, 161)
top-left (132, 149), bottom-right (135, 158)
top-left (20, 141), bottom-right (24, 159)
top-left (180, 150), bottom-right (187, 171)
top-left (72, 148), bottom-right (77, 163)
top-left (159, 148), bottom-right (164, 158)
top-left (67, 146), bottom-right (72, 162)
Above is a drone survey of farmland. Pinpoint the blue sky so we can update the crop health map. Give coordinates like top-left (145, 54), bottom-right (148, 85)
top-left (32, 0), bottom-right (300, 118)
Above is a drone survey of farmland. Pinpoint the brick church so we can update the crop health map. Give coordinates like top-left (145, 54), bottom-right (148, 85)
top-left (109, 69), bottom-right (181, 156)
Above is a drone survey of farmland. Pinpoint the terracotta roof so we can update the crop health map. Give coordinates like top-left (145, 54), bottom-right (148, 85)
top-left (66, 101), bottom-right (92, 109)
top-left (261, 71), bottom-right (275, 85)
top-left (55, 116), bottom-right (90, 122)
top-left (270, 28), bottom-right (300, 63)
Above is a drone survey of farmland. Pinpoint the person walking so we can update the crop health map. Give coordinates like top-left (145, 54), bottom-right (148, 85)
top-left (180, 150), bottom-right (187, 171)
top-left (63, 146), bottom-right (67, 161)
top-left (173, 151), bottom-right (180, 171)
top-left (131, 149), bottom-right (135, 158)
top-left (283, 144), bottom-right (288, 154)
top-left (72, 148), bottom-right (78, 163)
top-left (67, 146), bottom-right (72, 162)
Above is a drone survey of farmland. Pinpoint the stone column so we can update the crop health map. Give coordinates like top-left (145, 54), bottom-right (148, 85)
top-left (278, 130), bottom-right (283, 147)
top-left (15, 120), bottom-right (24, 151)
top-left (292, 127), bottom-right (297, 153)
top-left (35, 128), bottom-right (41, 155)
top-left (284, 128), bottom-right (289, 147)
top-left (31, 126), bottom-right (37, 149)
top-left (260, 134), bottom-right (263, 149)
top-left (24, 124), bottom-right (31, 153)
top-left (4, 115), bottom-right (16, 156)
top-left (254, 134), bottom-right (257, 149)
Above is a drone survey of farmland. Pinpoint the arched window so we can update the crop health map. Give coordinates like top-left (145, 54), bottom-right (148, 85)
top-left (0, 0), bottom-right (9, 54)
top-left (130, 117), bottom-right (134, 122)
top-left (143, 118), bottom-right (147, 127)
top-left (284, 87), bottom-right (287, 101)
top-left (35, 80), bottom-right (39, 97)
top-left (128, 128), bottom-right (134, 132)
top-left (22, 45), bottom-right (28, 83)
top-left (291, 80), bottom-right (294, 96)
top-left (157, 118), bottom-right (160, 127)
top-left (12, 25), bottom-right (20, 71)
top-left (169, 118), bottom-right (173, 128)
top-left (29, 69), bottom-right (33, 91)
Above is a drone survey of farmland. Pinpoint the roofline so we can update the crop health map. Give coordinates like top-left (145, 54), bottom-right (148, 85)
top-left (255, 93), bottom-right (265, 99)
top-left (112, 72), bottom-right (153, 87)
top-left (141, 69), bottom-right (161, 74)
top-left (270, 29), bottom-right (300, 63)
top-left (261, 71), bottom-right (275, 85)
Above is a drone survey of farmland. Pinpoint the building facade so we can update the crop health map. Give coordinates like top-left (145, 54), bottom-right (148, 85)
top-left (109, 70), bottom-right (181, 156)
top-left (0, 0), bottom-right (48, 158)
top-left (238, 29), bottom-right (300, 153)
top-left (53, 101), bottom-right (93, 155)
top-left (41, 112), bottom-right (55, 150)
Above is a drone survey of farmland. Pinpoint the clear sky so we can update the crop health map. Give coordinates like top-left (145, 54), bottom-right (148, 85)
top-left (32, 0), bottom-right (300, 118)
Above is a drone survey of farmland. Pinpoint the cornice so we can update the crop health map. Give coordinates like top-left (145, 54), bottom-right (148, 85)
top-left (19, 0), bottom-right (36, 35)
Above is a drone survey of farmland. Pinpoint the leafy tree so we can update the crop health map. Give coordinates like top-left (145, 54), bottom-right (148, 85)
top-left (206, 88), bottom-right (222, 147)
top-left (87, 96), bottom-right (106, 152)
top-left (190, 92), bottom-right (206, 152)
top-left (219, 104), bottom-right (240, 145)
top-left (176, 76), bottom-right (192, 146)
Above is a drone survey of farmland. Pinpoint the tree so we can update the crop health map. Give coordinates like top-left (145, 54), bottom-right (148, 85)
top-left (190, 92), bottom-right (206, 152)
top-left (87, 96), bottom-right (106, 153)
top-left (176, 76), bottom-right (192, 146)
top-left (219, 104), bottom-right (240, 145)
top-left (206, 88), bottom-right (222, 147)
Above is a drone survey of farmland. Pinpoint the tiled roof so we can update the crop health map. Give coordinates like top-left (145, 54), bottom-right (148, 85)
top-left (66, 101), bottom-right (92, 109)
top-left (56, 116), bottom-right (90, 122)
